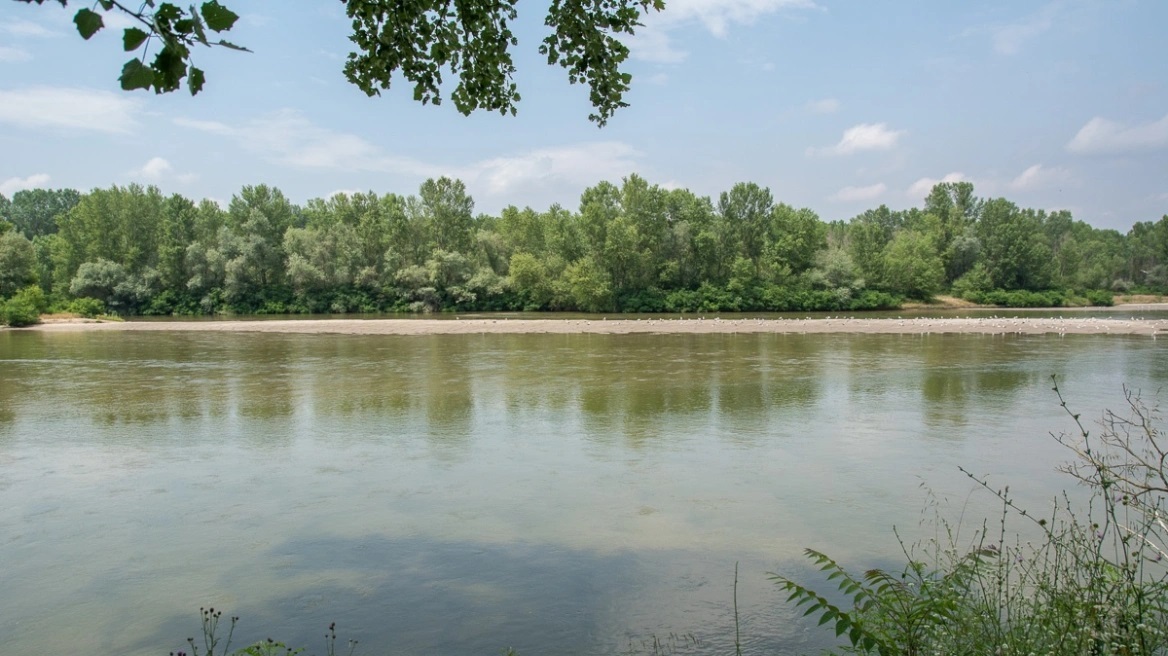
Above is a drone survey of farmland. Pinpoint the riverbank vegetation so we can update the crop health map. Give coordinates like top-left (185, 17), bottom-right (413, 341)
top-left (2, 178), bottom-right (1165, 323)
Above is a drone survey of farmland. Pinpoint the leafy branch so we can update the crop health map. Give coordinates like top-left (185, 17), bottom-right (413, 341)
top-left (18, 0), bottom-right (248, 94)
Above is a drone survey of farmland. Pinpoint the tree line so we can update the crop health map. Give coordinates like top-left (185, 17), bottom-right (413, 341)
top-left (1, 177), bottom-right (1166, 320)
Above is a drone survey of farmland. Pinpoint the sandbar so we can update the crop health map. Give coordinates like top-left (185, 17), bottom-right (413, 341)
top-left (18, 314), bottom-right (1168, 336)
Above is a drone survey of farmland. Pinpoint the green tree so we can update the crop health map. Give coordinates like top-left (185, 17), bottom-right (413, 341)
top-left (69, 258), bottom-right (156, 313)
top-left (419, 177), bottom-right (476, 255)
top-left (21, 0), bottom-right (661, 124)
top-left (809, 246), bottom-right (863, 291)
top-left (53, 185), bottom-right (165, 285)
top-left (218, 185), bottom-right (298, 307)
top-left (498, 206), bottom-right (549, 256)
top-left (656, 188), bottom-right (714, 290)
top-left (1125, 216), bottom-right (1168, 290)
top-left (924, 181), bottom-right (982, 282)
top-left (977, 199), bottom-right (1053, 290)
top-left (767, 204), bottom-right (826, 278)
top-left (0, 188), bottom-right (81, 238)
top-left (157, 194), bottom-right (199, 292)
top-left (882, 230), bottom-right (943, 299)
top-left (509, 252), bottom-right (554, 309)
top-left (0, 195), bottom-right (10, 233)
top-left (848, 205), bottom-right (899, 286)
top-left (718, 182), bottom-right (774, 267)
top-left (561, 255), bottom-right (612, 311)
top-left (578, 181), bottom-right (620, 257)
top-left (0, 231), bottom-right (37, 298)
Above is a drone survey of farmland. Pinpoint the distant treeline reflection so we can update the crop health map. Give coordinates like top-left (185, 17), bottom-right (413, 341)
top-left (0, 332), bottom-right (1093, 442)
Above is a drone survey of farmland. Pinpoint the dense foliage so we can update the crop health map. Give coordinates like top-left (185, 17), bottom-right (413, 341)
top-left (17, 0), bottom-right (661, 124)
top-left (0, 178), bottom-right (1164, 321)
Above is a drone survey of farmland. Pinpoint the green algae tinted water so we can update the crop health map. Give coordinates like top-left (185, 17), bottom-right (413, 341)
top-left (1, 330), bottom-right (1165, 655)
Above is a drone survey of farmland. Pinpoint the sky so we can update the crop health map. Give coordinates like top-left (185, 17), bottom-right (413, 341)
top-left (0, 0), bottom-right (1165, 231)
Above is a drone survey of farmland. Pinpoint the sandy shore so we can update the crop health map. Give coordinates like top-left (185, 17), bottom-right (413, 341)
top-left (20, 315), bottom-right (1168, 336)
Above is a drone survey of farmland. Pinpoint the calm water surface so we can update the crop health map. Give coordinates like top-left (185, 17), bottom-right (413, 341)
top-left (1, 330), bottom-right (1165, 655)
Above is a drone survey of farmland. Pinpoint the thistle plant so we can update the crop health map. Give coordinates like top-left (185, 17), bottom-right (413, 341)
top-left (172, 610), bottom-right (354, 656)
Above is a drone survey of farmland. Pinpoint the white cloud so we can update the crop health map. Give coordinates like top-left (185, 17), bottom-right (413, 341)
top-left (172, 117), bottom-right (234, 135)
top-left (0, 173), bottom-right (51, 197)
top-left (627, 27), bottom-right (687, 64)
top-left (0, 46), bottom-right (32, 62)
top-left (0, 87), bottom-right (140, 133)
top-left (132, 157), bottom-right (173, 180)
top-left (667, 0), bottom-right (817, 37)
top-left (629, 0), bottom-right (817, 63)
top-left (1008, 164), bottom-right (1070, 191)
top-left (990, 3), bottom-right (1059, 55)
top-left (806, 98), bottom-right (840, 114)
top-left (139, 156), bottom-right (172, 178)
top-left (0, 19), bottom-right (58, 38)
top-left (1066, 114), bottom-right (1168, 155)
top-left (906, 172), bottom-right (968, 198)
top-left (472, 143), bottom-right (641, 195)
top-left (830, 183), bottom-right (886, 203)
top-left (175, 109), bottom-right (643, 197)
top-left (808, 123), bottom-right (905, 156)
top-left (177, 110), bottom-right (438, 174)
top-left (126, 157), bottom-right (197, 184)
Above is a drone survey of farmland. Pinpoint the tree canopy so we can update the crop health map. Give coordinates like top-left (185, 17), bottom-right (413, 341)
top-left (15, 0), bottom-right (663, 125)
top-left (3, 177), bottom-right (1163, 323)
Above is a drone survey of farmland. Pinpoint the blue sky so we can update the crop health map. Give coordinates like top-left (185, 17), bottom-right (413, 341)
top-left (0, 0), bottom-right (1165, 231)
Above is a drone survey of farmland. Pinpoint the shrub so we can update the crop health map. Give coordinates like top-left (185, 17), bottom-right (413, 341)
top-left (66, 297), bottom-right (107, 318)
top-left (1085, 289), bottom-right (1115, 306)
top-left (951, 264), bottom-right (993, 298)
top-left (0, 286), bottom-right (45, 326)
top-left (963, 289), bottom-right (1070, 307)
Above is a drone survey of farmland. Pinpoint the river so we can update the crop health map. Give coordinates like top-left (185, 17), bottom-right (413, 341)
top-left (1, 328), bottom-right (1165, 655)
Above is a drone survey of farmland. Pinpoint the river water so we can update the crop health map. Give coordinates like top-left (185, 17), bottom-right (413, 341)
top-left (1, 328), bottom-right (1165, 655)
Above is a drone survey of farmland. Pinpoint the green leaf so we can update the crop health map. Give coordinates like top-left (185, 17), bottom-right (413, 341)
top-left (200, 1), bottom-right (239, 32)
top-left (187, 65), bottom-right (205, 95)
top-left (151, 44), bottom-right (189, 92)
top-left (98, 0), bottom-right (114, 10)
top-left (214, 39), bottom-right (250, 52)
top-left (120, 58), bottom-right (155, 91)
top-left (189, 7), bottom-right (209, 44)
top-left (73, 8), bottom-right (104, 40)
top-left (123, 27), bottom-right (150, 51)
